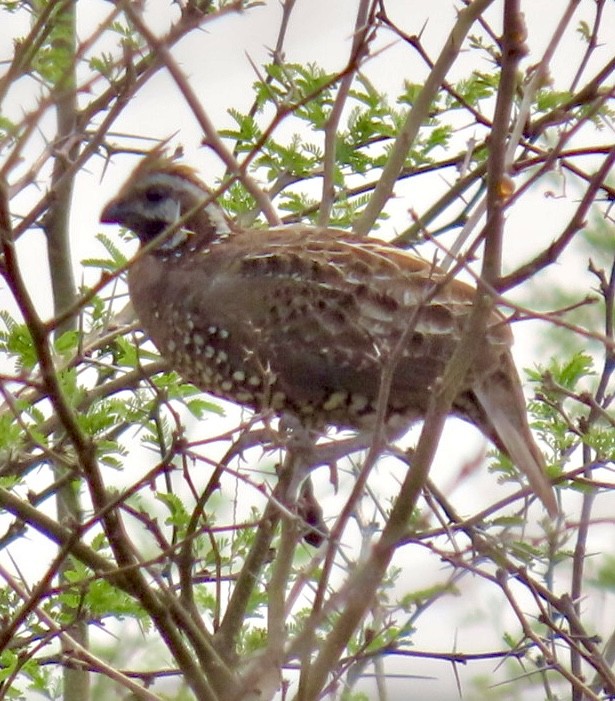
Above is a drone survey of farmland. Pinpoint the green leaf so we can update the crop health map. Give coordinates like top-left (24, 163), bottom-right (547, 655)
top-left (595, 556), bottom-right (615, 591)
top-left (54, 329), bottom-right (79, 355)
top-left (0, 320), bottom-right (37, 370)
top-left (156, 491), bottom-right (190, 528)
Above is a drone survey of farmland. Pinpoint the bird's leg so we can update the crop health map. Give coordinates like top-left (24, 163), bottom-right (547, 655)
top-left (279, 418), bottom-right (406, 546)
top-left (297, 477), bottom-right (326, 547)
top-left (277, 415), bottom-right (328, 546)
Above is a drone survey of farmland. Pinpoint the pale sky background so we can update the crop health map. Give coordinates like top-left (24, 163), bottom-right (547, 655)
top-left (1, 1), bottom-right (614, 699)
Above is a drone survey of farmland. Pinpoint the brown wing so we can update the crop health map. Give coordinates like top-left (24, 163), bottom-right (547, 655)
top-left (176, 226), bottom-right (510, 422)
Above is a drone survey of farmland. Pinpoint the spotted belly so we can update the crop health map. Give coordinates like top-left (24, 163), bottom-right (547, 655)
top-left (150, 324), bottom-right (408, 433)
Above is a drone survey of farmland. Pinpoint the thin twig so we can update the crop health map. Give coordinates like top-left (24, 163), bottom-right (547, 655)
top-left (353, 0), bottom-right (496, 236)
top-left (317, 0), bottom-right (374, 225)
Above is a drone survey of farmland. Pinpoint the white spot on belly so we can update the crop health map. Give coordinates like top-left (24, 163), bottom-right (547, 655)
top-left (323, 391), bottom-right (348, 411)
top-left (349, 394), bottom-right (369, 412)
top-left (271, 392), bottom-right (286, 409)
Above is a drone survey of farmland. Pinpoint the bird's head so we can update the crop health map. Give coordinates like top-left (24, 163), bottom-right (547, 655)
top-left (100, 150), bottom-right (231, 250)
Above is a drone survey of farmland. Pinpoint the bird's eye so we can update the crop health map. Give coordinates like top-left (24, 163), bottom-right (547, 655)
top-left (145, 188), bottom-right (165, 203)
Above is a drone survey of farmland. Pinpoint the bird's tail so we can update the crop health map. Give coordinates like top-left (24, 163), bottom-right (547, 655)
top-left (474, 374), bottom-right (558, 518)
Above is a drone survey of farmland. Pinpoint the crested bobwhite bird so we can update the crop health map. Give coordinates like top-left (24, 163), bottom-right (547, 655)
top-left (100, 152), bottom-right (558, 518)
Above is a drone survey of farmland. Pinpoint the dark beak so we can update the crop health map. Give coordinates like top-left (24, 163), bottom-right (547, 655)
top-left (100, 200), bottom-right (123, 225)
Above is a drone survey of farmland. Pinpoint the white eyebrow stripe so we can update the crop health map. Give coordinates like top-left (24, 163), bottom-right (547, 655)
top-left (145, 172), bottom-right (205, 201)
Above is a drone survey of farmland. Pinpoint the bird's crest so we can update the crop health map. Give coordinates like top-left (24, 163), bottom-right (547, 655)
top-left (131, 145), bottom-right (208, 192)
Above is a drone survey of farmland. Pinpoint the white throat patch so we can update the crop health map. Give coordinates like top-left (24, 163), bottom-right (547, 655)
top-left (159, 227), bottom-right (192, 250)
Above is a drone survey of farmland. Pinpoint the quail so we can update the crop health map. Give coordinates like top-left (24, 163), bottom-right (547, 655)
top-left (100, 152), bottom-right (558, 518)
